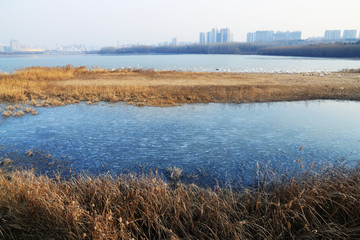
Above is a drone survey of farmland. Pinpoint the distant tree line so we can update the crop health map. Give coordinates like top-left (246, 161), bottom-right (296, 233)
top-left (98, 41), bottom-right (360, 58)
top-left (98, 42), bottom-right (294, 55)
top-left (259, 42), bottom-right (360, 58)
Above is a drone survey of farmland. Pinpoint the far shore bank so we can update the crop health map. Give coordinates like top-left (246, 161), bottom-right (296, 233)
top-left (1, 66), bottom-right (360, 111)
top-left (99, 42), bottom-right (360, 58)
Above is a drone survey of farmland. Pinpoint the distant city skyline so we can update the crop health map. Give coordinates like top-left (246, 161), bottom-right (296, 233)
top-left (2, 27), bottom-right (360, 53)
top-left (246, 29), bottom-right (359, 43)
top-left (1, 0), bottom-right (360, 47)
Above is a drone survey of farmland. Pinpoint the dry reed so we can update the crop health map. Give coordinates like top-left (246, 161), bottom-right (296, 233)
top-left (2, 110), bottom-right (12, 118)
top-left (0, 165), bottom-right (359, 239)
top-left (12, 110), bottom-right (24, 117)
top-left (1, 66), bottom-right (360, 107)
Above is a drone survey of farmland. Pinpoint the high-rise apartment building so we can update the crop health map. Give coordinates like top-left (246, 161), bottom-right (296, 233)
top-left (220, 28), bottom-right (231, 43)
top-left (255, 31), bottom-right (274, 42)
top-left (210, 29), bottom-right (217, 43)
top-left (246, 31), bottom-right (274, 42)
top-left (206, 32), bottom-right (211, 44)
top-left (247, 33), bottom-right (256, 43)
top-left (274, 31), bottom-right (290, 41)
top-left (200, 28), bottom-right (232, 44)
top-left (10, 39), bottom-right (20, 51)
top-left (199, 32), bottom-right (206, 44)
top-left (289, 31), bottom-right (302, 40)
top-left (247, 31), bottom-right (301, 42)
top-left (216, 32), bottom-right (222, 43)
top-left (324, 30), bottom-right (341, 40)
top-left (343, 30), bottom-right (357, 39)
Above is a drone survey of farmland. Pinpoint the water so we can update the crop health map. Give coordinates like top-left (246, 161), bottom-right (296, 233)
top-left (0, 54), bottom-right (359, 73)
top-left (1, 100), bottom-right (359, 186)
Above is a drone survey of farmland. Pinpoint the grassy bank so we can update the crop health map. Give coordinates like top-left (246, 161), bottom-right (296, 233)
top-left (1, 66), bottom-right (360, 110)
top-left (0, 165), bottom-right (359, 239)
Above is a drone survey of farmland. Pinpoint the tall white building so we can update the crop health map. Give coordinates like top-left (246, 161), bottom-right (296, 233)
top-left (274, 31), bottom-right (290, 41)
top-left (210, 28), bottom-right (217, 43)
top-left (255, 31), bottom-right (274, 42)
top-left (206, 32), bottom-right (211, 44)
top-left (216, 32), bottom-right (222, 43)
top-left (246, 31), bottom-right (275, 42)
top-left (247, 33), bottom-right (256, 43)
top-left (289, 31), bottom-right (302, 40)
top-left (343, 30), bottom-right (357, 39)
top-left (220, 28), bottom-right (231, 43)
top-left (199, 32), bottom-right (206, 44)
top-left (247, 30), bottom-right (301, 42)
top-left (202, 28), bottom-right (232, 44)
top-left (324, 30), bottom-right (341, 40)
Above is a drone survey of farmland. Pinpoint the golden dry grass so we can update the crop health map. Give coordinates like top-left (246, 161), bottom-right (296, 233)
top-left (1, 66), bottom-right (360, 107)
top-left (0, 165), bottom-right (360, 239)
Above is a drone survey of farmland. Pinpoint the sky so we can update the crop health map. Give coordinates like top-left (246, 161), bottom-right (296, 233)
top-left (1, 0), bottom-right (360, 47)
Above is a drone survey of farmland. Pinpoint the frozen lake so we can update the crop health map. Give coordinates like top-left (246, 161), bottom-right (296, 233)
top-left (1, 100), bottom-right (359, 186)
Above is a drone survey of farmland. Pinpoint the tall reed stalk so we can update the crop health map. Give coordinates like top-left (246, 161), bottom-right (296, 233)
top-left (0, 165), bottom-right (359, 239)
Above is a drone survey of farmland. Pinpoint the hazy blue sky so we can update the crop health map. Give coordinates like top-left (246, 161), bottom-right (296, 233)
top-left (1, 0), bottom-right (359, 47)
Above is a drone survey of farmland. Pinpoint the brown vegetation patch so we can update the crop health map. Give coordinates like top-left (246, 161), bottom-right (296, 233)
top-left (0, 166), bottom-right (359, 239)
top-left (12, 110), bottom-right (24, 117)
top-left (1, 66), bottom-right (360, 108)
